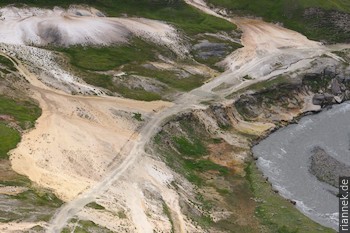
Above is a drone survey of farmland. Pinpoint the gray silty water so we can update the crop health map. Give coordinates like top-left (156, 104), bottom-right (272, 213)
top-left (252, 102), bottom-right (350, 230)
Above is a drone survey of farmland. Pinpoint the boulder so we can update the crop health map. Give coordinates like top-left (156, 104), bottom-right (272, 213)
top-left (331, 78), bottom-right (342, 95)
top-left (312, 93), bottom-right (335, 105)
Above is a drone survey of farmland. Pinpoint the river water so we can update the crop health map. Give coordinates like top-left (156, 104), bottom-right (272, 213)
top-left (252, 102), bottom-right (350, 230)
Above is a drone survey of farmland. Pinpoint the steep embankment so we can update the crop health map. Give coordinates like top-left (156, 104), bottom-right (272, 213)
top-left (151, 64), bottom-right (350, 232)
top-left (206, 0), bottom-right (350, 43)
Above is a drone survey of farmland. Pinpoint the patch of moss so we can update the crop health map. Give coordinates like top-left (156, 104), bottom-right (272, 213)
top-left (86, 202), bottom-right (105, 210)
top-left (0, 123), bottom-right (21, 159)
top-left (14, 189), bottom-right (63, 208)
top-left (173, 136), bottom-right (207, 157)
top-left (0, 96), bottom-right (41, 129)
top-left (132, 112), bottom-right (143, 121)
top-left (0, 55), bottom-right (16, 71)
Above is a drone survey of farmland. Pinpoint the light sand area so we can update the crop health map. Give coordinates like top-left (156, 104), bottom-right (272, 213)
top-left (1, 2), bottom-right (346, 232)
top-left (0, 222), bottom-right (46, 232)
top-left (71, 155), bottom-right (201, 233)
top-left (7, 58), bottom-right (172, 201)
top-left (186, 0), bottom-right (344, 98)
top-left (0, 186), bottom-right (28, 196)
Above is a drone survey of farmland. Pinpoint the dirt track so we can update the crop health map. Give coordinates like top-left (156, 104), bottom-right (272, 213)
top-left (46, 13), bottom-right (337, 231)
top-left (0, 1), bottom-right (346, 232)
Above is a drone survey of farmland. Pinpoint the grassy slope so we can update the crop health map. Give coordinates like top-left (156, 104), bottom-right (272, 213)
top-left (0, 57), bottom-right (63, 223)
top-left (0, 96), bottom-right (41, 159)
top-left (0, 123), bottom-right (20, 159)
top-left (153, 115), bottom-right (335, 232)
top-left (207, 0), bottom-right (350, 43)
top-left (19, 1), bottom-right (238, 100)
top-left (59, 39), bottom-right (207, 100)
top-left (0, 96), bottom-right (41, 128)
top-left (0, 0), bottom-right (235, 35)
top-left (246, 163), bottom-right (335, 233)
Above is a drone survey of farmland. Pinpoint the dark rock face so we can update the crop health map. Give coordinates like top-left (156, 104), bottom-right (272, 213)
top-left (234, 95), bottom-right (261, 118)
top-left (331, 78), bottom-right (343, 95)
top-left (309, 147), bottom-right (350, 187)
top-left (192, 40), bottom-right (234, 61)
top-left (302, 70), bottom-right (350, 106)
top-left (207, 104), bottom-right (233, 128)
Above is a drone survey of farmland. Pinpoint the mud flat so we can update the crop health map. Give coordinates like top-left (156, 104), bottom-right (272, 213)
top-left (253, 101), bottom-right (350, 230)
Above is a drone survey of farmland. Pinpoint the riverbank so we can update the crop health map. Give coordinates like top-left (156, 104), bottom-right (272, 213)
top-left (252, 100), bottom-right (350, 230)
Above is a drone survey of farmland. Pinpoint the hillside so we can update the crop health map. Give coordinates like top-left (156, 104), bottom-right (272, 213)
top-left (0, 0), bottom-right (348, 232)
top-left (207, 0), bottom-right (350, 43)
top-left (0, 1), bottom-right (242, 101)
top-left (0, 0), bottom-right (236, 35)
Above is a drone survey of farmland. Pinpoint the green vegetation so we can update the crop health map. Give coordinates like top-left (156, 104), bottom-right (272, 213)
top-left (243, 74), bottom-right (253, 80)
top-left (162, 202), bottom-right (175, 233)
top-left (0, 123), bottom-right (20, 159)
top-left (117, 210), bottom-right (127, 219)
top-left (207, 0), bottom-right (350, 43)
top-left (153, 111), bottom-right (334, 232)
top-left (86, 202), bottom-right (106, 210)
top-left (58, 38), bottom-right (207, 100)
top-left (246, 76), bottom-right (289, 92)
top-left (57, 39), bottom-right (174, 72)
top-left (62, 219), bottom-right (114, 233)
top-left (0, 95), bottom-right (60, 224)
top-left (157, 119), bottom-right (229, 187)
top-left (0, 96), bottom-right (41, 159)
top-left (0, 186), bottom-right (63, 223)
top-left (80, 72), bottom-right (163, 101)
top-left (0, 96), bottom-right (41, 129)
top-left (333, 50), bottom-right (350, 64)
top-left (0, 2), bottom-right (238, 101)
top-left (132, 112), bottom-right (143, 121)
top-left (246, 162), bottom-right (335, 233)
top-left (302, 73), bottom-right (334, 92)
top-left (115, 85), bottom-right (162, 101)
top-left (1, 0), bottom-right (235, 35)
top-left (0, 55), bottom-right (16, 71)
top-left (29, 225), bottom-right (45, 231)
top-left (15, 189), bottom-right (63, 208)
top-left (185, 159), bottom-right (229, 175)
top-left (191, 36), bottom-right (242, 70)
top-left (0, 175), bottom-right (31, 187)
top-left (229, 75), bottom-right (289, 99)
top-left (173, 136), bottom-right (207, 157)
top-left (124, 65), bottom-right (207, 92)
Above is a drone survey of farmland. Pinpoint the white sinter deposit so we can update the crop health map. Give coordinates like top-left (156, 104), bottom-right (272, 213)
top-left (0, 5), bottom-right (188, 95)
top-left (0, 6), bottom-right (187, 56)
top-left (1, 44), bottom-right (105, 95)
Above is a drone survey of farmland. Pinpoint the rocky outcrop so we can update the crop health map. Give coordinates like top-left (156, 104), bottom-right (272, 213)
top-left (309, 147), bottom-right (350, 187)
top-left (193, 40), bottom-right (230, 59)
top-left (235, 70), bottom-right (350, 122)
top-left (312, 93), bottom-right (335, 105)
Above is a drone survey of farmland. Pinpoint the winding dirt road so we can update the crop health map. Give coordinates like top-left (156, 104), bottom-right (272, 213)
top-left (1, 1), bottom-right (345, 232)
top-left (46, 13), bottom-right (337, 231)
